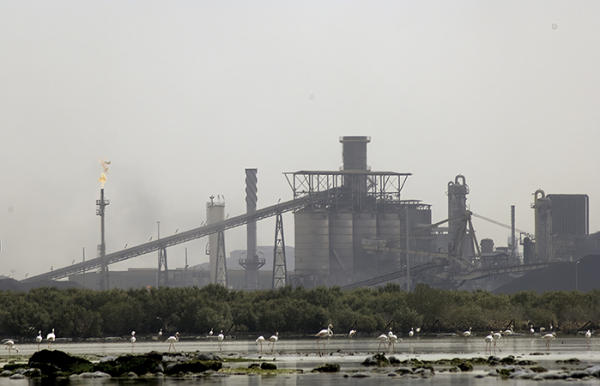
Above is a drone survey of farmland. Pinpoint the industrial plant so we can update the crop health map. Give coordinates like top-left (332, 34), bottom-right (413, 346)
top-left (18, 137), bottom-right (600, 292)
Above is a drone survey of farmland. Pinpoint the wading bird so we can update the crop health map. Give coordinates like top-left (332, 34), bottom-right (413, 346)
top-left (484, 332), bottom-right (494, 353)
top-left (585, 330), bottom-right (592, 348)
top-left (35, 331), bottom-right (43, 350)
top-left (542, 332), bottom-right (556, 351)
top-left (217, 330), bottom-right (224, 352)
top-left (46, 328), bottom-right (56, 348)
top-left (348, 329), bottom-right (357, 338)
top-left (377, 333), bottom-right (389, 352)
top-left (268, 332), bottom-right (279, 353)
top-left (130, 331), bottom-right (136, 352)
top-left (408, 328), bottom-right (414, 337)
top-left (167, 332), bottom-right (179, 352)
top-left (463, 327), bottom-right (472, 338)
top-left (388, 330), bottom-right (399, 352)
top-left (256, 335), bottom-right (265, 353)
top-left (209, 328), bottom-right (213, 337)
top-left (3, 339), bottom-right (18, 356)
top-left (315, 324), bottom-right (333, 356)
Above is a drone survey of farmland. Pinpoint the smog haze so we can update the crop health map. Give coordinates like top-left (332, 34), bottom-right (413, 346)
top-left (1, 1), bottom-right (598, 279)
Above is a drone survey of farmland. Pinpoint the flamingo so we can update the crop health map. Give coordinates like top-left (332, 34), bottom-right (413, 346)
top-left (408, 328), bottom-right (414, 337)
top-left (377, 333), bottom-right (389, 352)
top-left (503, 325), bottom-right (513, 336)
top-left (529, 325), bottom-right (535, 335)
top-left (35, 330), bottom-right (43, 351)
top-left (542, 332), bottom-right (556, 351)
top-left (208, 328), bottom-right (213, 337)
top-left (493, 331), bottom-right (502, 350)
top-left (387, 330), bottom-right (399, 352)
top-left (217, 330), bottom-right (224, 352)
top-left (46, 328), bottom-right (56, 348)
top-left (256, 335), bottom-right (265, 353)
top-left (463, 327), bottom-right (472, 337)
top-left (167, 332), bottom-right (179, 352)
top-left (416, 327), bottom-right (421, 333)
top-left (315, 324), bottom-right (333, 356)
top-left (3, 340), bottom-right (18, 356)
top-left (158, 328), bottom-right (163, 340)
top-left (268, 332), bottom-right (279, 353)
top-left (348, 329), bottom-right (357, 338)
top-left (585, 329), bottom-right (592, 348)
top-left (484, 332), bottom-right (494, 353)
top-left (130, 331), bottom-right (136, 352)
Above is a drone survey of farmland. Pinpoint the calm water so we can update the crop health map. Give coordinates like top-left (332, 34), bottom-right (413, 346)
top-left (2, 335), bottom-right (599, 385)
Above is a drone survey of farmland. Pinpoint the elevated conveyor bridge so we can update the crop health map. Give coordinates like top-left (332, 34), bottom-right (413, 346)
top-left (22, 190), bottom-right (337, 283)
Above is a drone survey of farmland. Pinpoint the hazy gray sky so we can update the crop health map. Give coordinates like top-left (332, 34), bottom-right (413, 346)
top-left (1, 1), bottom-right (599, 279)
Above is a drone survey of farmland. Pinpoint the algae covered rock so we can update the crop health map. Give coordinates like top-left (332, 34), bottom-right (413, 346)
top-left (313, 363), bottom-right (340, 373)
top-left (93, 352), bottom-right (162, 376)
top-left (28, 349), bottom-right (93, 376)
top-left (457, 361), bottom-right (473, 372)
top-left (361, 353), bottom-right (390, 367)
top-left (164, 360), bottom-right (222, 375)
top-left (260, 362), bottom-right (277, 370)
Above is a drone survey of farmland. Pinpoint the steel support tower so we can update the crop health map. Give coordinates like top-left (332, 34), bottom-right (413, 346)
top-left (96, 188), bottom-right (110, 290)
top-left (215, 231), bottom-right (228, 286)
top-left (157, 247), bottom-right (168, 287)
top-left (272, 213), bottom-right (287, 288)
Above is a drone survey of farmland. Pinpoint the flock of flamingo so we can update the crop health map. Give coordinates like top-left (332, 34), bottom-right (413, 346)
top-left (2, 324), bottom-right (594, 357)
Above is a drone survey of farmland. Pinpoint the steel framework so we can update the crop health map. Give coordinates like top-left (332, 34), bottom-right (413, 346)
top-left (272, 213), bottom-right (287, 289)
top-left (215, 231), bottom-right (228, 287)
top-left (157, 247), bottom-right (168, 287)
top-left (284, 170), bottom-right (411, 207)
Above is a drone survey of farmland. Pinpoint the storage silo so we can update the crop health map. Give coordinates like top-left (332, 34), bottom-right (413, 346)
top-left (329, 211), bottom-right (354, 284)
top-left (294, 209), bottom-right (330, 285)
top-left (353, 212), bottom-right (378, 280)
top-left (376, 212), bottom-right (402, 270)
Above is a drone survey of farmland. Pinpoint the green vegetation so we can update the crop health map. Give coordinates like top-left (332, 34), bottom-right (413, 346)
top-left (0, 283), bottom-right (599, 338)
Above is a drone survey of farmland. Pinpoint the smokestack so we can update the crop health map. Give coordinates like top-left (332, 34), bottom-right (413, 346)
top-left (96, 188), bottom-right (110, 290)
top-left (245, 168), bottom-right (259, 289)
top-left (511, 205), bottom-right (516, 257)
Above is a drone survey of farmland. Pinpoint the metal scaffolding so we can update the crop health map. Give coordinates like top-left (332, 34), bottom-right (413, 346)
top-left (272, 213), bottom-right (287, 289)
top-left (157, 247), bottom-right (168, 287)
top-left (215, 231), bottom-right (228, 287)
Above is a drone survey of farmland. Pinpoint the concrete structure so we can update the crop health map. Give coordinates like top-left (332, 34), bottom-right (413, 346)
top-left (206, 196), bottom-right (225, 283)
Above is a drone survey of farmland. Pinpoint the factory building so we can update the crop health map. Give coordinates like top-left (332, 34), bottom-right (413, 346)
top-left (530, 191), bottom-right (595, 263)
top-left (290, 136), bottom-right (436, 288)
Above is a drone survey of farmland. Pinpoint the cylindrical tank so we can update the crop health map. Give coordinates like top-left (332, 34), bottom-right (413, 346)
top-left (294, 209), bottom-right (330, 282)
top-left (523, 237), bottom-right (535, 265)
top-left (377, 212), bottom-right (402, 269)
top-left (481, 238), bottom-right (494, 254)
top-left (533, 189), bottom-right (552, 262)
top-left (329, 211), bottom-right (354, 283)
top-left (206, 196), bottom-right (225, 283)
top-left (353, 212), bottom-right (377, 280)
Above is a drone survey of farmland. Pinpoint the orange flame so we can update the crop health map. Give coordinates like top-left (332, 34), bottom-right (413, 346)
top-left (99, 160), bottom-right (111, 187)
